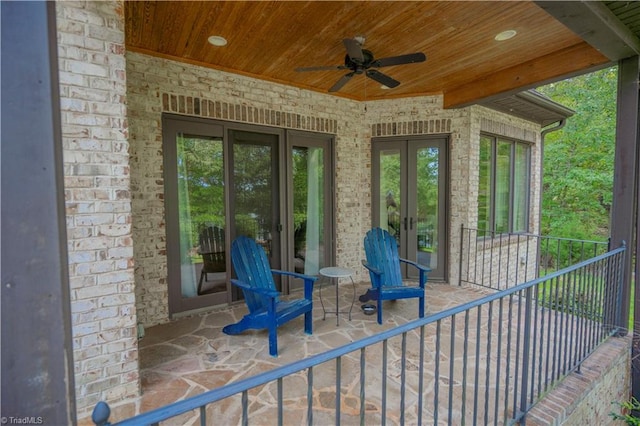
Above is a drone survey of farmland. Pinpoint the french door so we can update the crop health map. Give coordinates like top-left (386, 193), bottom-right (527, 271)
top-left (163, 115), bottom-right (333, 315)
top-left (372, 136), bottom-right (448, 280)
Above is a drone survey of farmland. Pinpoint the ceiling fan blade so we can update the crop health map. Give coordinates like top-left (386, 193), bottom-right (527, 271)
top-left (366, 69), bottom-right (400, 88)
top-left (295, 65), bottom-right (345, 72)
top-left (329, 72), bottom-right (355, 92)
top-left (343, 38), bottom-right (364, 62)
top-left (374, 52), bottom-right (426, 68)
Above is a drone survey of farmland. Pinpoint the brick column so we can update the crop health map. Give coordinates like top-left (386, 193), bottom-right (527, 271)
top-left (56, 0), bottom-right (138, 417)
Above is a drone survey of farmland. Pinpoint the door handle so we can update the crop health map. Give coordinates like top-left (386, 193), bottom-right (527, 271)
top-left (410, 217), bottom-right (414, 230)
top-left (403, 217), bottom-right (408, 231)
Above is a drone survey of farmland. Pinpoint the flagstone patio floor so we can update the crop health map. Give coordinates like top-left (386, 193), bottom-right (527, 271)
top-left (103, 281), bottom-right (495, 425)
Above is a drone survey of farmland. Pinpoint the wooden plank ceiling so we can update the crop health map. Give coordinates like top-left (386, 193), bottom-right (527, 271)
top-left (125, 1), bottom-right (610, 108)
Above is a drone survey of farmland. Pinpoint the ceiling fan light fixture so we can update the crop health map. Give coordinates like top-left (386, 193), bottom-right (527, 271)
top-left (495, 30), bottom-right (517, 41)
top-left (208, 35), bottom-right (228, 47)
top-left (380, 85), bottom-right (391, 90)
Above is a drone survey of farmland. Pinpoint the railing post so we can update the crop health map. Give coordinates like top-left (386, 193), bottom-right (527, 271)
top-left (519, 286), bottom-right (534, 423)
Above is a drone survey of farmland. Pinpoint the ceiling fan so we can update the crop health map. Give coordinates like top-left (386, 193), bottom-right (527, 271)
top-left (295, 37), bottom-right (426, 92)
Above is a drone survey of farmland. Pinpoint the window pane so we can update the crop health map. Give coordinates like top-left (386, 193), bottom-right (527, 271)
top-left (513, 143), bottom-right (529, 232)
top-left (478, 136), bottom-right (492, 232)
top-left (495, 140), bottom-right (511, 234)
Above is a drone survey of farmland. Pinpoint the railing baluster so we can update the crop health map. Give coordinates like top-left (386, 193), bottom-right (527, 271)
top-left (519, 286), bottom-right (534, 420)
top-left (473, 307), bottom-right (482, 420)
top-left (418, 326), bottom-right (425, 425)
top-left (382, 340), bottom-right (387, 426)
top-left (493, 298), bottom-right (504, 426)
top-left (401, 332), bottom-right (407, 426)
top-left (199, 406), bottom-right (206, 426)
top-left (360, 348), bottom-right (365, 426)
top-left (461, 311), bottom-right (470, 425)
top-left (503, 293), bottom-right (514, 422)
top-left (242, 390), bottom-right (248, 426)
top-left (448, 316), bottom-right (456, 422)
top-left (307, 367), bottom-right (313, 426)
top-left (484, 301), bottom-right (493, 425)
top-left (434, 320), bottom-right (441, 425)
top-left (278, 377), bottom-right (283, 426)
top-left (336, 356), bottom-right (341, 426)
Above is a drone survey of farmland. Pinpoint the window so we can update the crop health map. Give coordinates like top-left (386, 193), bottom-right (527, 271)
top-left (478, 134), bottom-right (530, 234)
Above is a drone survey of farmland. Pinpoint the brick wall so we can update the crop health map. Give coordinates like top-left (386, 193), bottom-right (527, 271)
top-left (527, 336), bottom-right (631, 425)
top-left (56, 0), bottom-right (138, 417)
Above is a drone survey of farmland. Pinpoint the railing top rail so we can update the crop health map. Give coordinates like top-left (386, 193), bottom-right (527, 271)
top-left (109, 244), bottom-right (626, 425)
top-left (462, 226), bottom-right (609, 246)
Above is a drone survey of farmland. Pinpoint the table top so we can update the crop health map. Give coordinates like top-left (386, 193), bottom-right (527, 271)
top-left (319, 266), bottom-right (354, 278)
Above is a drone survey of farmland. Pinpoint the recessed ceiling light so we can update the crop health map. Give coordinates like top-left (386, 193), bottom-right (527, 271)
top-left (495, 30), bottom-right (517, 41)
top-left (208, 35), bottom-right (228, 46)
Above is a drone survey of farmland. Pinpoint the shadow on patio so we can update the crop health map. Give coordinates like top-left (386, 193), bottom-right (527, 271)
top-left (135, 281), bottom-right (492, 423)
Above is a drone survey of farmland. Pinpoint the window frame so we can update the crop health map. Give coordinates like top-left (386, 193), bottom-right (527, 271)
top-left (478, 133), bottom-right (531, 235)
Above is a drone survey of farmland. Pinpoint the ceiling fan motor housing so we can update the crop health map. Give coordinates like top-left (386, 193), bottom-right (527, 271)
top-left (345, 49), bottom-right (375, 72)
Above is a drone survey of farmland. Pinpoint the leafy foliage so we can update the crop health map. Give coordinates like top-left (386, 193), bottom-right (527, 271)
top-left (610, 398), bottom-right (640, 425)
top-left (536, 66), bottom-right (617, 241)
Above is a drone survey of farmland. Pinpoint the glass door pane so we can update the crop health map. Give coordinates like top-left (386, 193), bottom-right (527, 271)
top-left (292, 146), bottom-right (325, 275)
top-left (230, 130), bottom-right (280, 272)
top-left (379, 148), bottom-right (403, 250)
top-left (176, 134), bottom-right (226, 298)
top-left (412, 145), bottom-right (441, 272)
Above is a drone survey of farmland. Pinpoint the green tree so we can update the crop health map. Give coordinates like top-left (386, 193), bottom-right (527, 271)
top-left (536, 66), bottom-right (618, 240)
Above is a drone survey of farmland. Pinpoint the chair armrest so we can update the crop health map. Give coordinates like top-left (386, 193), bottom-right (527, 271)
top-left (271, 269), bottom-right (317, 299)
top-left (361, 260), bottom-right (383, 276)
top-left (271, 269), bottom-right (317, 284)
top-left (399, 258), bottom-right (431, 273)
top-left (230, 279), bottom-right (280, 298)
top-left (399, 258), bottom-right (431, 287)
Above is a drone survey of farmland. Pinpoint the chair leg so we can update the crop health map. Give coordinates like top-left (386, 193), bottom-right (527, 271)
top-left (304, 311), bottom-right (312, 335)
top-left (268, 324), bottom-right (278, 357)
top-left (419, 296), bottom-right (425, 318)
top-left (197, 271), bottom-right (205, 295)
top-left (377, 299), bottom-right (383, 325)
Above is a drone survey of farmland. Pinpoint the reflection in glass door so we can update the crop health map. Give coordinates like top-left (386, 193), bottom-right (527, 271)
top-left (373, 137), bottom-right (447, 280)
top-left (288, 131), bottom-right (333, 291)
top-left (176, 134), bottom-right (227, 299)
top-left (229, 130), bottom-right (280, 275)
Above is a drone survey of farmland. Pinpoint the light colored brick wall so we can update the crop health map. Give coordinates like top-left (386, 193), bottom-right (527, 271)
top-left (127, 52), bottom-right (545, 327)
top-left (56, 0), bottom-right (138, 418)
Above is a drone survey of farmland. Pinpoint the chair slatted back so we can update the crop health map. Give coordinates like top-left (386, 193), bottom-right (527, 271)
top-left (364, 228), bottom-right (403, 287)
top-left (231, 236), bottom-right (279, 313)
top-left (199, 226), bottom-right (225, 272)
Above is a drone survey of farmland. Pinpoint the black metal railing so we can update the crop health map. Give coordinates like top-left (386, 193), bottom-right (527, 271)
top-left (93, 245), bottom-right (626, 425)
top-left (459, 226), bottom-right (610, 290)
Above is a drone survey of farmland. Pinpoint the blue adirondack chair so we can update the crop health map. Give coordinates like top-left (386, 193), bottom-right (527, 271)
top-left (223, 236), bottom-right (317, 356)
top-left (360, 227), bottom-right (431, 324)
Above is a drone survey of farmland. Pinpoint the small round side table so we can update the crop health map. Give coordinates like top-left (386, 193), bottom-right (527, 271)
top-left (319, 266), bottom-right (356, 326)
